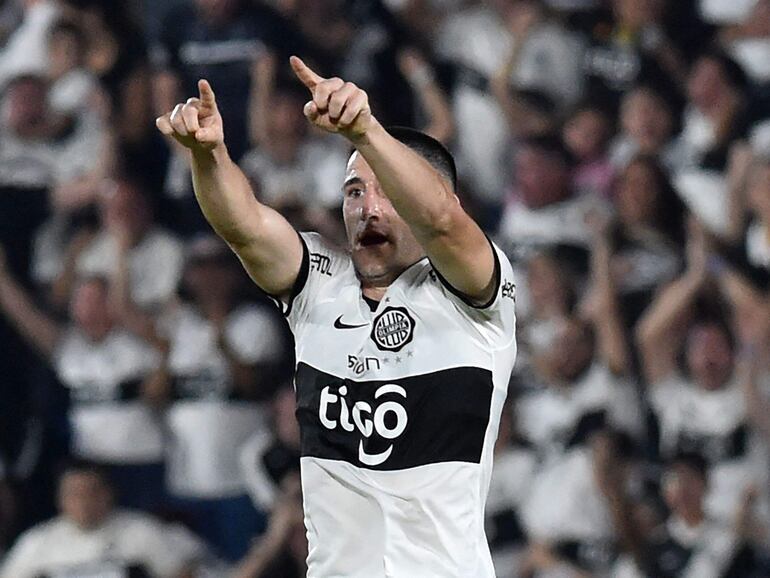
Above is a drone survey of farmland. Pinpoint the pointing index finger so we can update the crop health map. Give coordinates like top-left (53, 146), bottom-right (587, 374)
top-left (290, 55), bottom-right (324, 91)
top-left (197, 79), bottom-right (216, 108)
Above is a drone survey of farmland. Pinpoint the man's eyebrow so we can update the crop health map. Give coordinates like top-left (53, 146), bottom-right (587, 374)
top-left (343, 176), bottom-right (364, 188)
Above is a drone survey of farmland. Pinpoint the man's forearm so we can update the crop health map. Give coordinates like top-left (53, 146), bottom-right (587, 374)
top-left (354, 123), bottom-right (455, 237)
top-left (191, 145), bottom-right (263, 247)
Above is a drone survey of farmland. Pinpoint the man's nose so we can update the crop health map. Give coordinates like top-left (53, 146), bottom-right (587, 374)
top-left (361, 187), bottom-right (383, 220)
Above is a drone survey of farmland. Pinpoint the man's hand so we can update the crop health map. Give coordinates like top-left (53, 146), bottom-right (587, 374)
top-left (155, 80), bottom-right (224, 152)
top-left (290, 56), bottom-right (377, 143)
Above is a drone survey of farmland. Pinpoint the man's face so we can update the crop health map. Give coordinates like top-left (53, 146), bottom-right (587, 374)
top-left (621, 89), bottom-right (672, 152)
top-left (58, 471), bottom-right (113, 530)
top-left (687, 57), bottom-right (727, 111)
top-left (514, 147), bottom-right (571, 209)
top-left (342, 153), bottom-right (425, 287)
top-left (3, 78), bottom-right (48, 137)
top-left (195, 0), bottom-right (239, 22)
top-left (101, 182), bottom-right (151, 240)
top-left (541, 319), bottom-right (595, 383)
top-left (686, 323), bottom-right (734, 391)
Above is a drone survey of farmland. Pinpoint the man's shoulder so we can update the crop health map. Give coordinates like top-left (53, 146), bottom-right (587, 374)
top-left (14, 516), bottom-right (70, 547)
top-left (300, 232), bottom-right (352, 277)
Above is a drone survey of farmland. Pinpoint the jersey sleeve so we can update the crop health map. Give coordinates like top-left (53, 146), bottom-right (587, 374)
top-left (271, 232), bottom-right (349, 333)
top-left (432, 240), bottom-right (517, 347)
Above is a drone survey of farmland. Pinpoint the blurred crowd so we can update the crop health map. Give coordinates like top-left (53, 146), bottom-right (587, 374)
top-left (0, 0), bottom-right (768, 576)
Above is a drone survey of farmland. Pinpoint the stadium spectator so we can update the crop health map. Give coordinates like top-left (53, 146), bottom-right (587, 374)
top-left (0, 0), bottom-right (60, 87)
top-left (562, 101), bottom-right (616, 199)
top-left (636, 221), bottom-right (767, 521)
top-left (396, 47), bottom-right (454, 145)
top-left (0, 248), bottom-right (166, 512)
top-left (152, 0), bottom-right (291, 162)
top-left (496, 134), bottom-right (603, 258)
top-left (148, 236), bottom-right (285, 561)
top-left (484, 403), bottom-right (536, 577)
top-left (240, 386), bottom-right (301, 514)
top-left (0, 72), bottom-right (105, 194)
top-left (607, 452), bottom-right (750, 577)
top-left (0, 460), bottom-right (205, 578)
top-left (233, 473), bottom-right (307, 578)
top-left (434, 0), bottom-right (583, 206)
top-left (57, 0), bottom-right (157, 180)
top-left (674, 48), bottom-right (755, 172)
top-left (582, 0), bottom-right (686, 112)
top-left (514, 213), bottom-right (645, 574)
top-left (724, 145), bottom-right (770, 271)
top-left (513, 246), bottom-right (579, 380)
top-left (604, 155), bottom-right (686, 325)
top-left (240, 49), bottom-right (348, 229)
top-left (718, 0), bottom-right (770, 85)
top-left (610, 84), bottom-right (679, 170)
top-left (66, 180), bottom-right (184, 313)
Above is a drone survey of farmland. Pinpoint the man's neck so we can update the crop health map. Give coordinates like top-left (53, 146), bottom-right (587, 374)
top-left (362, 285), bottom-right (387, 302)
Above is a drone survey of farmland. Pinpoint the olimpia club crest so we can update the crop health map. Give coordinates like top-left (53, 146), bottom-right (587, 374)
top-left (370, 306), bottom-right (415, 352)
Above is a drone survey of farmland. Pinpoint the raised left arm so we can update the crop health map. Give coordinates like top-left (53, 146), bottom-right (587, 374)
top-left (290, 57), bottom-right (496, 304)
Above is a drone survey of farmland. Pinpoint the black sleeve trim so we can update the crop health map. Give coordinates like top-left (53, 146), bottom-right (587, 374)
top-left (268, 233), bottom-right (309, 318)
top-left (430, 236), bottom-right (501, 310)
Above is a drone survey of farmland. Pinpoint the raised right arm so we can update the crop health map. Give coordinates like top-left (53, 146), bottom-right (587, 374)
top-left (155, 80), bottom-right (303, 300)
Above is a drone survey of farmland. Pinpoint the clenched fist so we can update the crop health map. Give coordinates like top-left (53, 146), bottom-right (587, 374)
top-left (290, 56), bottom-right (377, 143)
top-left (155, 79), bottom-right (224, 152)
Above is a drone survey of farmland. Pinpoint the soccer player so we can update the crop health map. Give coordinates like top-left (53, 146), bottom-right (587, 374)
top-left (156, 57), bottom-right (517, 577)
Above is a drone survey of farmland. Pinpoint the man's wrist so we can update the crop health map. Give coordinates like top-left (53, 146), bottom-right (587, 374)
top-left (191, 143), bottom-right (229, 167)
top-left (348, 118), bottom-right (385, 149)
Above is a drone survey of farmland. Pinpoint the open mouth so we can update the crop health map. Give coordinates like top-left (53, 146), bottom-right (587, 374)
top-left (357, 230), bottom-right (389, 247)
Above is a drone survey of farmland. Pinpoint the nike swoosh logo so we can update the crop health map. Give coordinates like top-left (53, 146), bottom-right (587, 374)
top-left (334, 315), bottom-right (368, 329)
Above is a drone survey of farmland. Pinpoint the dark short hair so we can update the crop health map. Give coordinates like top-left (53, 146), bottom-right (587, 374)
top-left (384, 126), bottom-right (458, 191)
top-left (57, 458), bottom-right (111, 486)
top-left (520, 133), bottom-right (576, 168)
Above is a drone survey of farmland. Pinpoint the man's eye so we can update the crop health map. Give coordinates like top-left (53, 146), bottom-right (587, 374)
top-left (346, 188), bottom-right (363, 198)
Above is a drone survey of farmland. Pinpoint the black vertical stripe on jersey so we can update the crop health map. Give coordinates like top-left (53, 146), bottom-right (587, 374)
top-left (294, 362), bottom-right (494, 471)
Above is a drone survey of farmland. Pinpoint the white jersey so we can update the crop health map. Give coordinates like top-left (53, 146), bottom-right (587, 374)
top-left (275, 232), bottom-right (517, 578)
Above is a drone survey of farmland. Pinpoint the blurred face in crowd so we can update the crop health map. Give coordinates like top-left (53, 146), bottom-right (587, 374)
top-left (2, 77), bottom-right (49, 138)
top-left (663, 462), bottom-right (706, 522)
top-left (101, 182), bottom-right (153, 243)
top-left (184, 254), bottom-right (240, 306)
top-left (686, 322), bottom-right (734, 391)
top-left (267, 92), bottom-right (307, 145)
top-left (613, 0), bottom-right (662, 28)
top-left (615, 159), bottom-right (660, 227)
top-left (342, 152), bottom-right (426, 287)
top-left (687, 57), bottom-right (731, 112)
top-left (541, 318), bottom-right (595, 383)
top-left (563, 108), bottom-right (611, 162)
top-left (48, 27), bottom-right (84, 80)
top-left (747, 161), bottom-right (770, 219)
top-left (621, 88), bottom-right (673, 153)
top-left (527, 252), bottom-right (571, 317)
top-left (195, 0), bottom-right (240, 23)
top-left (58, 470), bottom-right (113, 530)
top-left (514, 146), bottom-right (572, 209)
top-left (70, 279), bottom-right (114, 341)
